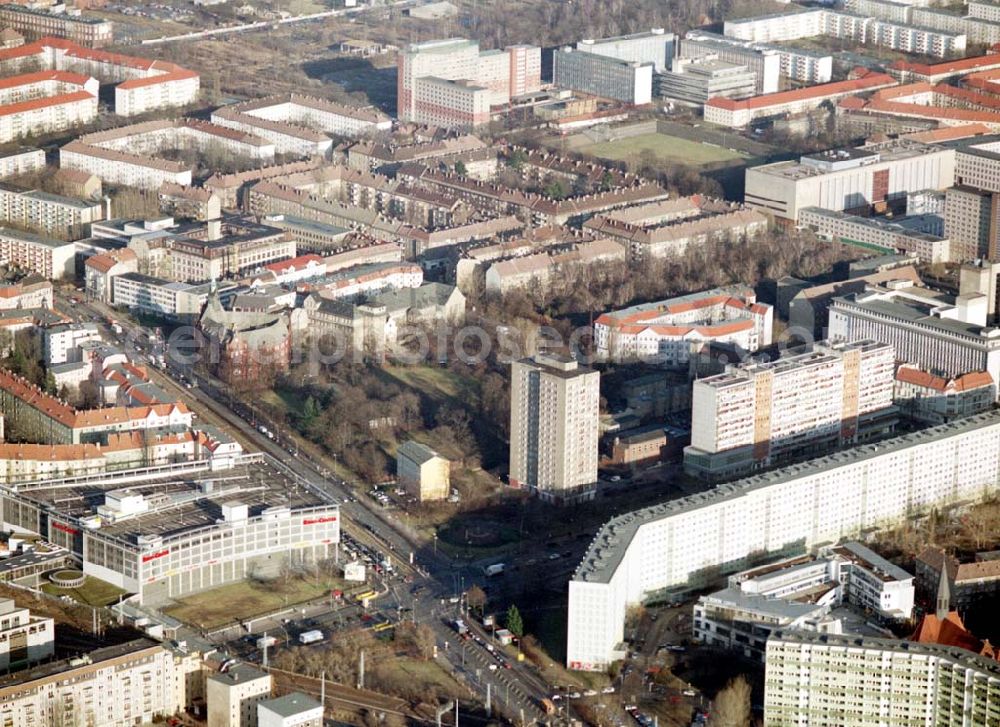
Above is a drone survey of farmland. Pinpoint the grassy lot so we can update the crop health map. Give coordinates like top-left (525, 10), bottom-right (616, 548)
top-left (164, 576), bottom-right (348, 629)
top-left (42, 577), bottom-right (127, 607)
top-left (581, 133), bottom-right (747, 167)
top-left (383, 365), bottom-right (479, 405)
top-left (378, 657), bottom-right (466, 697)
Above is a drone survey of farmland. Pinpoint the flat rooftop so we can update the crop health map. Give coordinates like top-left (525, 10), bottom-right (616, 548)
top-left (754, 140), bottom-right (939, 180)
top-left (573, 409), bottom-right (1000, 584)
top-left (14, 458), bottom-right (328, 545)
top-left (834, 290), bottom-right (1000, 342)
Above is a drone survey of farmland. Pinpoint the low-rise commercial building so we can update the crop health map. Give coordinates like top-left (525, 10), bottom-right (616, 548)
top-left (744, 139), bottom-right (955, 222)
top-left (258, 693), bottom-right (323, 727)
top-left (799, 206), bottom-right (950, 263)
top-left (397, 441), bottom-right (450, 502)
top-left (658, 57), bottom-right (756, 106)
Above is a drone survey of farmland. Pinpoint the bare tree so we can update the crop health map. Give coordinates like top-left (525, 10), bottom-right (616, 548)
top-left (714, 675), bottom-right (752, 727)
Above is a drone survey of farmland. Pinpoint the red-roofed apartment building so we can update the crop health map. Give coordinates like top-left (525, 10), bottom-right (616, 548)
top-left (594, 285), bottom-right (773, 364)
top-left (894, 364), bottom-right (995, 424)
top-left (704, 70), bottom-right (896, 128)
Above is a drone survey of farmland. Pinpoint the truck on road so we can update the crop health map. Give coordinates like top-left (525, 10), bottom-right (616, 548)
top-left (256, 635), bottom-right (277, 649)
top-left (298, 629), bottom-right (324, 645)
top-left (484, 563), bottom-right (505, 577)
top-left (453, 619), bottom-right (469, 636)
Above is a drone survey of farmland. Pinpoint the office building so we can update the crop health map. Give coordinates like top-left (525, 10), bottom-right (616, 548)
top-left (704, 70), bottom-right (896, 128)
top-left (829, 281), bottom-right (1000, 394)
top-left (397, 440), bottom-right (450, 502)
top-left (396, 38), bottom-right (541, 124)
top-left (509, 353), bottom-right (600, 503)
top-left (566, 410), bottom-right (1000, 671)
top-left (694, 543), bottom-right (914, 660)
top-left (744, 139), bottom-right (956, 222)
top-left (764, 630), bottom-right (1000, 726)
top-left (0, 5), bottom-right (113, 47)
top-left (576, 29), bottom-right (675, 72)
top-left (685, 340), bottom-right (896, 479)
top-left (553, 47), bottom-right (653, 105)
top-left (658, 57), bottom-right (757, 106)
top-left (681, 31), bottom-right (828, 89)
top-left (594, 286), bottom-right (773, 365)
top-left (258, 693), bottom-right (323, 727)
top-left (112, 273), bottom-right (213, 321)
top-left (208, 663), bottom-right (272, 727)
top-left (799, 206), bottom-right (950, 263)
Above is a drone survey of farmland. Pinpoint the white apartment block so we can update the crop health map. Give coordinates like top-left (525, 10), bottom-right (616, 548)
top-left (553, 47), bottom-right (653, 105)
top-left (724, 7), bottom-right (966, 56)
top-left (764, 631), bottom-right (1000, 726)
top-left (308, 262), bottom-right (423, 300)
top-left (112, 273), bottom-right (212, 321)
top-left (397, 38), bottom-right (541, 123)
top-left (969, 0), bottom-right (1000, 23)
top-left (61, 118), bottom-right (274, 191)
top-left (684, 340), bottom-right (896, 479)
top-left (0, 83), bottom-right (97, 144)
top-left (744, 140), bottom-right (956, 222)
top-left (0, 639), bottom-right (191, 726)
top-left (0, 147), bottom-right (43, 179)
top-left (43, 322), bottom-right (101, 364)
top-left (0, 184), bottom-right (103, 239)
top-left (829, 283), bottom-right (1000, 395)
top-left (61, 141), bottom-right (192, 190)
top-left (694, 543), bottom-right (915, 660)
top-left (0, 598), bottom-right (54, 671)
top-left (566, 410), bottom-right (1000, 671)
top-left (577, 29), bottom-right (676, 73)
top-left (509, 353), bottom-right (600, 503)
top-left (208, 663), bottom-right (272, 727)
top-left (594, 286), bottom-right (773, 365)
top-left (411, 76), bottom-right (491, 128)
top-left (0, 227), bottom-right (75, 279)
top-left (799, 206), bottom-right (950, 263)
top-left (724, 9), bottom-right (825, 43)
top-left (116, 69), bottom-right (200, 117)
top-left (212, 94), bottom-right (391, 155)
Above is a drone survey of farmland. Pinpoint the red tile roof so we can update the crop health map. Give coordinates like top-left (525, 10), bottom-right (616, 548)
top-left (706, 71), bottom-right (895, 111)
top-left (264, 253), bottom-right (324, 273)
top-left (895, 366), bottom-right (994, 392)
top-left (891, 52), bottom-right (1000, 78)
top-left (903, 124), bottom-right (992, 142)
top-left (0, 90), bottom-right (94, 118)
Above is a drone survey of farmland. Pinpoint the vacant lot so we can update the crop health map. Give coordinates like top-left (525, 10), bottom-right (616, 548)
top-left (581, 133), bottom-right (747, 167)
top-left (164, 575), bottom-right (347, 629)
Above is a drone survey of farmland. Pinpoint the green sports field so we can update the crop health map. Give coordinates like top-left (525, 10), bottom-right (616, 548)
top-left (580, 132), bottom-right (747, 166)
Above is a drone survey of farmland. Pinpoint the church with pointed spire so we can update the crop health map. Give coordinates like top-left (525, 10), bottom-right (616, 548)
top-left (911, 555), bottom-right (1000, 661)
